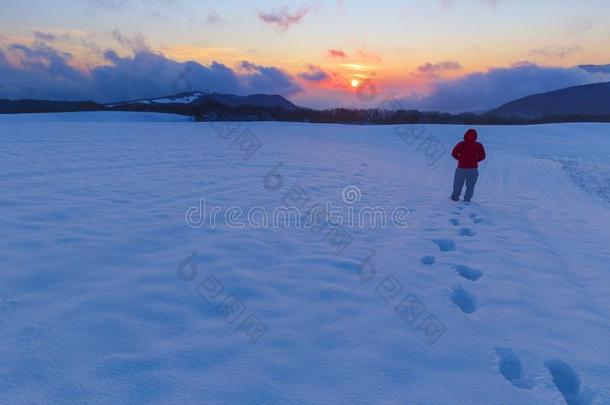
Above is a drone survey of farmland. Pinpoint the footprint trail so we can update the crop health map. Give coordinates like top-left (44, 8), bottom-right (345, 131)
top-left (433, 239), bottom-right (456, 252)
top-left (494, 347), bottom-right (533, 390)
top-left (545, 360), bottom-right (593, 405)
top-left (451, 286), bottom-right (477, 314)
top-left (452, 265), bottom-right (483, 281)
top-left (458, 227), bottom-right (476, 237)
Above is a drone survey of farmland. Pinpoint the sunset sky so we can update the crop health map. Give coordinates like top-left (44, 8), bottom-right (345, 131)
top-left (1, 0), bottom-right (610, 111)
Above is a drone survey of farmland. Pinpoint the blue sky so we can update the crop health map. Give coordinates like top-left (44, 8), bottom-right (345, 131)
top-left (1, 0), bottom-right (610, 111)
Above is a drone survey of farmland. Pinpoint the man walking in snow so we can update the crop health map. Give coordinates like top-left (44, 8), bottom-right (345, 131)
top-left (451, 129), bottom-right (486, 202)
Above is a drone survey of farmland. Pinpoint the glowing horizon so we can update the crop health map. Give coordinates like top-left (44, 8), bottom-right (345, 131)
top-left (1, 0), bottom-right (610, 111)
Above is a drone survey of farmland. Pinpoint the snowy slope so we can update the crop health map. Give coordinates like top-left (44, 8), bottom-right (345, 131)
top-left (110, 92), bottom-right (298, 111)
top-left (0, 113), bottom-right (609, 404)
top-left (129, 92), bottom-right (207, 105)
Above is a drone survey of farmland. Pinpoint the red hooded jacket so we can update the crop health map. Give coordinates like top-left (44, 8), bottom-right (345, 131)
top-left (452, 129), bottom-right (486, 169)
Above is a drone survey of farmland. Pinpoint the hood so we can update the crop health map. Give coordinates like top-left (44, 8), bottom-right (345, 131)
top-left (464, 129), bottom-right (478, 142)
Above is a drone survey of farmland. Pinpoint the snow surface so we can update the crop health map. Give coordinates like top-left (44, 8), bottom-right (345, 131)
top-left (1, 112), bottom-right (609, 404)
top-left (151, 95), bottom-right (201, 104)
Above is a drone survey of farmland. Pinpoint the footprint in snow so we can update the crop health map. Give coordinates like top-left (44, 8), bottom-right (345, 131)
top-left (458, 227), bottom-right (477, 237)
top-left (495, 347), bottom-right (534, 389)
top-left (545, 360), bottom-right (594, 405)
top-left (450, 218), bottom-right (460, 226)
top-left (451, 286), bottom-right (477, 314)
top-left (420, 255), bottom-right (435, 265)
top-left (433, 239), bottom-right (456, 252)
top-left (469, 213), bottom-right (485, 224)
top-left (452, 265), bottom-right (483, 281)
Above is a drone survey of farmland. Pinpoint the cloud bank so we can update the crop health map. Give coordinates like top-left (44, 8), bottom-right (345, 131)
top-left (0, 40), bottom-right (302, 102)
top-left (417, 60), bottom-right (462, 75)
top-left (399, 62), bottom-right (610, 113)
top-left (298, 65), bottom-right (329, 82)
top-left (1, 37), bottom-right (609, 112)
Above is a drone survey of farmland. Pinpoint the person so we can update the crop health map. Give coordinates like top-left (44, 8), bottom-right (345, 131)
top-left (451, 129), bottom-right (486, 202)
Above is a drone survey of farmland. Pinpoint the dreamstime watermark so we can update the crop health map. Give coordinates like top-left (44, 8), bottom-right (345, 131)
top-left (263, 163), bottom-right (355, 255)
top-left (341, 185), bottom-right (361, 204)
top-left (169, 67), bottom-right (264, 161)
top-left (209, 121), bottom-right (263, 160)
top-left (182, 160), bottom-right (446, 344)
top-left (176, 252), bottom-right (268, 345)
top-left (340, 238), bottom-right (447, 345)
top-left (258, 164), bottom-right (446, 344)
top-left (378, 97), bottom-right (447, 168)
top-left (350, 72), bottom-right (448, 169)
top-left (185, 186), bottom-right (410, 230)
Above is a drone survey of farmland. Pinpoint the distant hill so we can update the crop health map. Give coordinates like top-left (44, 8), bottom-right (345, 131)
top-left (487, 82), bottom-right (610, 119)
top-left (0, 92), bottom-right (299, 115)
top-left (110, 91), bottom-right (299, 111)
top-left (4, 87), bottom-right (610, 125)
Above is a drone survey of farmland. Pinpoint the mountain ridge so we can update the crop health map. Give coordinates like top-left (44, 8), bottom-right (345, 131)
top-left (3, 83), bottom-right (610, 125)
top-left (108, 91), bottom-right (299, 111)
top-left (486, 82), bottom-right (610, 119)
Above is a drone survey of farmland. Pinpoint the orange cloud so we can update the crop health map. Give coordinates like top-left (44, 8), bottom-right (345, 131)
top-left (258, 7), bottom-right (311, 31)
top-left (327, 49), bottom-right (347, 58)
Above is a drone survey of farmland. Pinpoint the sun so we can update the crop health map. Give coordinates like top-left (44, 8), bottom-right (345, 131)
top-left (350, 79), bottom-right (360, 88)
